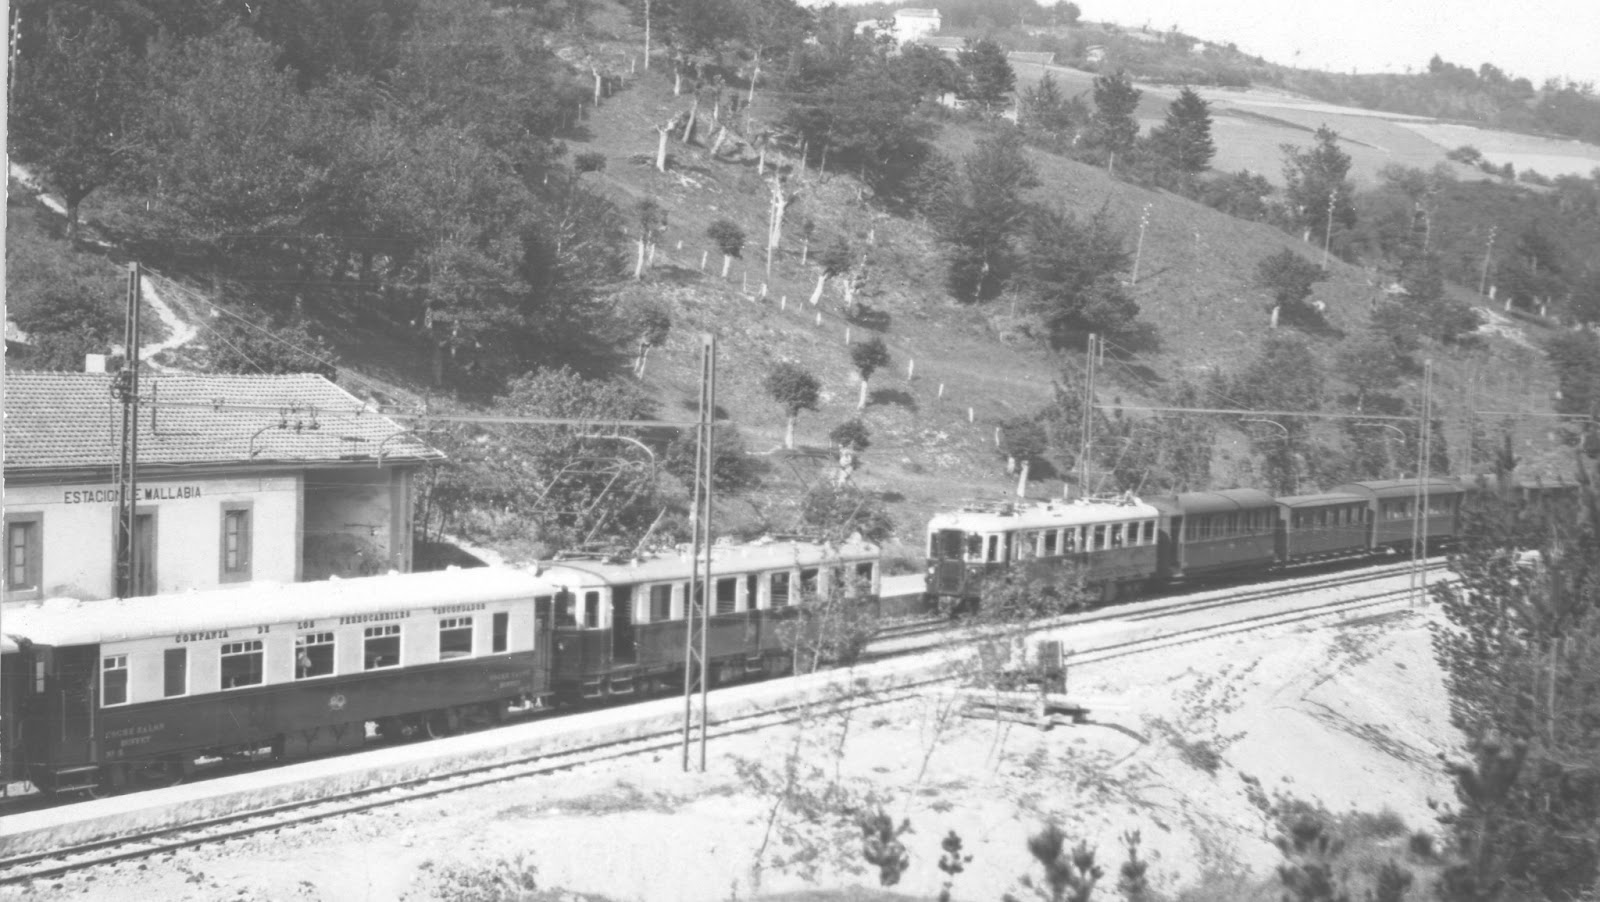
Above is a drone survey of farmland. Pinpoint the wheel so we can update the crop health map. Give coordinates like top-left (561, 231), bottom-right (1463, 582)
top-left (83, 766), bottom-right (126, 800)
top-left (423, 710), bottom-right (456, 740)
top-left (130, 757), bottom-right (188, 789)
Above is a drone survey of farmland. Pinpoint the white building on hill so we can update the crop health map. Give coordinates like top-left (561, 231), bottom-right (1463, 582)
top-left (855, 8), bottom-right (942, 48)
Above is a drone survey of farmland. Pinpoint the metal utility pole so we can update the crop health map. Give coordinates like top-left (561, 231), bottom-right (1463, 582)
top-left (682, 334), bottom-right (716, 771)
top-left (113, 263), bottom-right (143, 599)
top-left (1077, 334), bottom-right (1098, 498)
top-left (1410, 359), bottom-right (1434, 606)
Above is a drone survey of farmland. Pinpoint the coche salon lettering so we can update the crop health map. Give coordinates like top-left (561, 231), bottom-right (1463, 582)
top-left (63, 485), bottom-right (203, 504)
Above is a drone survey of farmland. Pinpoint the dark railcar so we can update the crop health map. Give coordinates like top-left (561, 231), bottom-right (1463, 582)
top-left (1330, 478), bottom-right (1464, 551)
top-left (1273, 493), bottom-right (1371, 562)
top-left (4, 568), bottom-right (556, 795)
top-left (1151, 489), bottom-right (1279, 579)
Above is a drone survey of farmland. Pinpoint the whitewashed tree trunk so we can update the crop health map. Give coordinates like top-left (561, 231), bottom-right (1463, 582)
top-left (655, 127), bottom-right (669, 172)
top-left (721, 255), bottom-right (732, 278)
top-left (1016, 459), bottom-right (1031, 497)
top-left (681, 95), bottom-right (699, 143)
top-left (785, 416), bottom-right (796, 450)
top-left (810, 273), bottom-right (827, 305)
top-left (858, 377), bottom-right (868, 410)
top-left (635, 239), bottom-right (647, 280)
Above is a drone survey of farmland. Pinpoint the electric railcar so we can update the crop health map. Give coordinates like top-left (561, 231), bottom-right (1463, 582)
top-left (923, 476), bottom-right (1558, 610)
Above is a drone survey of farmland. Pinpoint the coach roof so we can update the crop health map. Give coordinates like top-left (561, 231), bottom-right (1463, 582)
top-left (927, 497), bottom-right (1161, 534)
top-left (542, 536), bottom-right (880, 586)
top-left (2, 567), bottom-right (549, 648)
top-left (1148, 489), bottom-right (1277, 517)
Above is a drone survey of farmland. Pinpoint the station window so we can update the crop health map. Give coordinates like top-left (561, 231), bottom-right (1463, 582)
top-left (492, 612), bottom-right (509, 653)
top-left (296, 632), bottom-right (335, 679)
top-left (584, 591), bottom-right (601, 628)
top-left (716, 577), bottom-right (738, 614)
top-left (363, 625), bottom-right (401, 670)
top-left (650, 584), bottom-right (673, 621)
top-left (219, 504), bottom-right (252, 583)
top-left (102, 655), bottom-right (129, 707)
top-left (439, 617), bottom-right (474, 660)
top-left (4, 513), bottom-right (43, 599)
top-left (164, 647), bottom-right (188, 697)
top-left (770, 572), bottom-right (791, 608)
top-left (222, 640), bottom-right (265, 688)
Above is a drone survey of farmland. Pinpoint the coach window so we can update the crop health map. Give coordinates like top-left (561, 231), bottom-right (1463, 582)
top-left (102, 655), bottom-right (129, 706)
top-left (770, 572), bottom-right (791, 608)
top-left (1090, 524), bottom-right (1105, 551)
top-left (854, 562), bottom-right (875, 595)
top-left (965, 533), bottom-right (983, 562)
top-left (1016, 532), bottom-right (1036, 560)
top-left (1067, 528), bottom-right (1081, 553)
top-left (650, 584), bottom-right (673, 621)
top-left (716, 578), bottom-right (738, 614)
top-left (439, 617), bottom-right (474, 659)
top-left (222, 640), bottom-right (265, 688)
top-left (746, 573), bottom-right (760, 610)
top-left (4, 512), bottom-right (43, 600)
top-left (363, 625), bottom-right (401, 670)
top-left (297, 632), bottom-right (335, 678)
top-left (219, 502), bottom-right (253, 583)
top-left (799, 568), bottom-right (818, 598)
top-left (583, 591), bottom-right (601, 628)
top-left (985, 535), bottom-right (1000, 563)
top-left (1143, 521), bottom-right (1156, 544)
top-left (492, 612), bottom-right (510, 653)
top-left (555, 592), bottom-right (578, 627)
top-left (1110, 524), bottom-right (1125, 548)
top-left (1039, 529), bottom-right (1056, 556)
top-left (164, 648), bottom-right (188, 697)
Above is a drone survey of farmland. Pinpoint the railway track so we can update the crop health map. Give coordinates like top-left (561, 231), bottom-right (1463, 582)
top-left (0, 561), bottom-right (1439, 887)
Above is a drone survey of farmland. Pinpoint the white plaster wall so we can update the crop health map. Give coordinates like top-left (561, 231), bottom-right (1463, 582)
top-left (2, 474), bottom-right (302, 604)
top-left (302, 469), bottom-right (407, 581)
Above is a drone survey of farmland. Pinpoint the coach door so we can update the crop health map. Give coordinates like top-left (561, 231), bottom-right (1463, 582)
top-left (932, 530), bottom-right (966, 594)
top-left (611, 586), bottom-right (637, 663)
top-left (533, 596), bottom-right (555, 687)
top-left (50, 646), bottom-right (99, 765)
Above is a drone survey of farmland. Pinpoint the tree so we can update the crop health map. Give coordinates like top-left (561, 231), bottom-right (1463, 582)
top-left (957, 38), bottom-right (1015, 111)
top-left (1148, 87), bottom-right (1215, 178)
top-left (10, 9), bottom-right (142, 241)
top-left (706, 218), bottom-right (746, 278)
top-left (1282, 126), bottom-right (1357, 255)
top-left (1254, 249), bottom-right (1329, 330)
top-left (635, 198), bottom-right (669, 279)
top-left (999, 416), bottom-right (1049, 495)
top-left (848, 337), bottom-right (890, 409)
top-left (201, 311), bottom-right (339, 379)
top-left (623, 299), bottom-right (672, 377)
top-left (1229, 334), bottom-right (1325, 495)
top-left (764, 362), bottom-right (821, 449)
top-left (1020, 207), bottom-right (1138, 345)
top-left (1087, 70), bottom-right (1142, 174)
top-left (1019, 73), bottom-right (1085, 143)
top-left (829, 418), bottom-right (871, 484)
top-left (936, 130), bottom-right (1040, 302)
top-left (799, 482), bottom-right (893, 543)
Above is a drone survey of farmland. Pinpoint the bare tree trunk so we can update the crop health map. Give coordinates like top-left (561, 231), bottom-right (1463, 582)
top-left (681, 95), bottom-right (699, 143)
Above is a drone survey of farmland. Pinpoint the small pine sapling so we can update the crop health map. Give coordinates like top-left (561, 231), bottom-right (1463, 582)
top-left (1117, 830), bottom-right (1150, 902)
top-left (1005, 824), bottom-right (1103, 902)
top-left (857, 808), bottom-right (912, 886)
top-left (937, 830), bottom-right (974, 902)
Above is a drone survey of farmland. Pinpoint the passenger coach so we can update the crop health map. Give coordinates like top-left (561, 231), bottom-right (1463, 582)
top-left (540, 536), bottom-right (881, 701)
top-left (1, 568), bottom-right (556, 796)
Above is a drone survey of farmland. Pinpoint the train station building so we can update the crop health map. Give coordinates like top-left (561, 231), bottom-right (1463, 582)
top-left (2, 372), bottom-right (443, 608)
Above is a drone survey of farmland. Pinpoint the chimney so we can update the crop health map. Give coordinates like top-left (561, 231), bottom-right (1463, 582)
top-left (85, 353), bottom-right (108, 373)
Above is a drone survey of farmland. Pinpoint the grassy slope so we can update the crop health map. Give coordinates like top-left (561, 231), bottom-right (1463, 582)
top-left (6, 4), bottom-right (1572, 562)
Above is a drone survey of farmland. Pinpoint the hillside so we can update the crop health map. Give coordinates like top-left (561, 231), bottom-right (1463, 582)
top-left (4, 0), bottom-right (1589, 566)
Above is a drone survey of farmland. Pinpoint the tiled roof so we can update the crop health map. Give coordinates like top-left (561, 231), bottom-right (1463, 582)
top-left (4, 372), bottom-right (442, 472)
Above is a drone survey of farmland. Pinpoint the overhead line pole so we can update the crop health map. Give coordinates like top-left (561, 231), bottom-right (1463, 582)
top-left (1411, 359), bottom-right (1434, 607)
top-left (113, 263), bottom-right (143, 599)
top-left (682, 334), bottom-right (715, 772)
